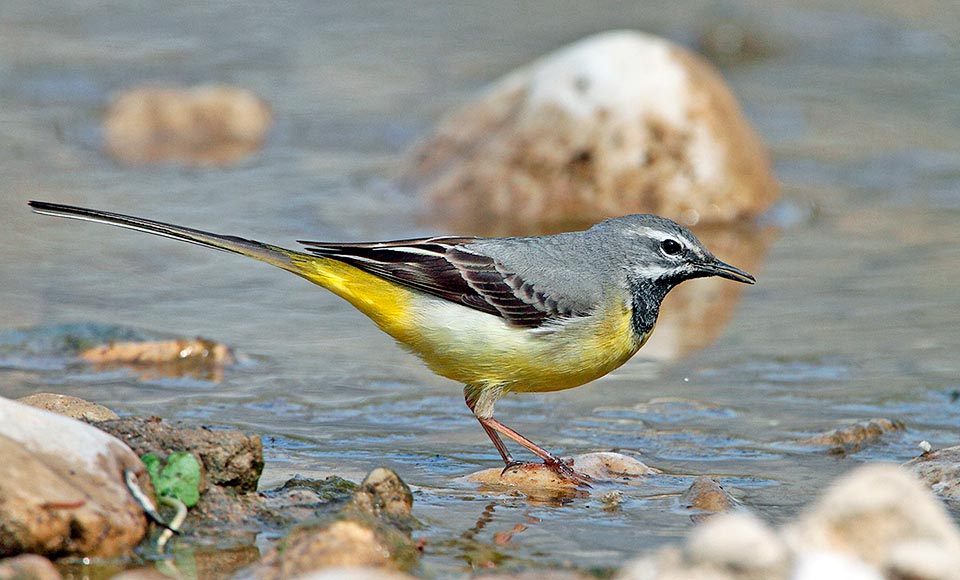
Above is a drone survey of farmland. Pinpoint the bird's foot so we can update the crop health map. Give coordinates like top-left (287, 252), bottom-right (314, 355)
top-left (543, 455), bottom-right (594, 488)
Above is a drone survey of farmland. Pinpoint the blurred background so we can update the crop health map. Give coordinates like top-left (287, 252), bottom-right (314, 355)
top-left (1, 0), bottom-right (958, 575)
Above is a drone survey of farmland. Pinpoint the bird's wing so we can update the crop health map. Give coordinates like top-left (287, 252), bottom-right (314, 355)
top-left (299, 236), bottom-right (589, 328)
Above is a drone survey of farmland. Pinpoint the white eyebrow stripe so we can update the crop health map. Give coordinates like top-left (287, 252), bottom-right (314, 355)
top-left (631, 226), bottom-right (691, 246)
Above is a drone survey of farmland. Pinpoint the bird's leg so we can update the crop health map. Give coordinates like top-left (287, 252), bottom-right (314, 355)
top-left (465, 388), bottom-right (516, 466)
top-left (480, 417), bottom-right (593, 487)
top-left (464, 385), bottom-right (592, 487)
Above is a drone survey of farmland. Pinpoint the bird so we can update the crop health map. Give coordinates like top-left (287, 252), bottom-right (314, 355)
top-left (29, 201), bottom-right (755, 485)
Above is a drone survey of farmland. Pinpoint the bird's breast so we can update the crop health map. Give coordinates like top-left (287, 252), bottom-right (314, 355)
top-left (400, 293), bottom-right (646, 393)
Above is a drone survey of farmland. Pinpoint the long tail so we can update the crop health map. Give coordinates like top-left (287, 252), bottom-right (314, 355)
top-left (28, 201), bottom-right (304, 273)
top-left (28, 201), bottom-right (418, 339)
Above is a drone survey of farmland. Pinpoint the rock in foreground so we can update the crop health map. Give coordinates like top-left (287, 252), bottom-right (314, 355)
top-left (405, 30), bottom-right (777, 233)
top-left (247, 468), bottom-right (419, 580)
top-left (619, 464), bottom-right (960, 580)
top-left (0, 397), bottom-right (149, 558)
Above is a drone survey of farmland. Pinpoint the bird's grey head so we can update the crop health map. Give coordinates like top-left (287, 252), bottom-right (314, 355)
top-left (589, 214), bottom-right (755, 339)
top-left (590, 214), bottom-right (756, 290)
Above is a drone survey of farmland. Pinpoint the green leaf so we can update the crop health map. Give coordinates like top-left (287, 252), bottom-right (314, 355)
top-left (156, 452), bottom-right (202, 507)
top-left (142, 453), bottom-right (162, 483)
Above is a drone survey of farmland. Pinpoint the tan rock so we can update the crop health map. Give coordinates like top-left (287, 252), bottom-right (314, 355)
top-left (0, 555), bottom-right (61, 580)
top-left (800, 418), bottom-right (905, 455)
top-left (17, 393), bottom-right (119, 422)
top-left (80, 338), bottom-right (235, 382)
top-left (405, 30), bottom-right (777, 233)
top-left (903, 445), bottom-right (960, 500)
top-left (103, 85), bottom-right (272, 166)
top-left (783, 464), bottom-right (960, 570)
top-left (0, 397), bottom-right (149, 558)
top-left (463, 452), bottom-right (653, 497)
top-left (252, 516), bottom-right (418, 580)
top-left (349, 467), bottom-right (414, 520)
top-left (681, 477), bottom-right (738, 515)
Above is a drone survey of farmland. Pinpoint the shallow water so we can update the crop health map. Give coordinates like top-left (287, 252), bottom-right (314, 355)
top-left (1, 0), bottom-right (959, 576)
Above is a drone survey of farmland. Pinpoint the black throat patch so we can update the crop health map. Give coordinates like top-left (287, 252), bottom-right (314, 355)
top-left (630, 278), bottom-right (672, 340)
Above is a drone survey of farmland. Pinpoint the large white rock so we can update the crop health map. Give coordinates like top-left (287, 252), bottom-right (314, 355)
top-left (406, 30), bottom-right (778, 233)
top-left (0, 396), bottom-right (150, 558)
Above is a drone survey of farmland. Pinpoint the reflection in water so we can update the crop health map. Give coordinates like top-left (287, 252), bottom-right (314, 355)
top-left (451, 501), bottom-right (543, 569)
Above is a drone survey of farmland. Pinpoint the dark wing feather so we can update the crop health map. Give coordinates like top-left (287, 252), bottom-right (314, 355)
top-left (298, 237), bottom-right (585, 328)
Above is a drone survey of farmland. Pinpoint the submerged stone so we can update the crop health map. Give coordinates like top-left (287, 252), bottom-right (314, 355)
top-left (681, 476), bottom-right (739, 516)
top-left (800, 418), bottom-right (905, 455)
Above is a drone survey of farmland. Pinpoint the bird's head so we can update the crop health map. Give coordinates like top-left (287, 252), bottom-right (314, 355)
top-left (592, 214), bottom-right (756, 290)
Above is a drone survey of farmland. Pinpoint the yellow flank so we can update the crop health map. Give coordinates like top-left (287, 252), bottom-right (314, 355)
top-left (291, 254), bottom-right (418, 338)
top-left (291, 253), bottom-right (645, 394)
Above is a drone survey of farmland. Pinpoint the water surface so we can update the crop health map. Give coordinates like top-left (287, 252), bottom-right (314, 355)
top-left (1, 0), bottom-right (958, 576)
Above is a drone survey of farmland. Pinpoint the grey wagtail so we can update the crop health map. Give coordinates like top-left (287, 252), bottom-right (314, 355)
top-left (29, 201), bottom-right (755, 485)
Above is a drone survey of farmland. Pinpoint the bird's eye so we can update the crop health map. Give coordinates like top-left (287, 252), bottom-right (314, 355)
top-left (660, 239), bottom-right (682, 256)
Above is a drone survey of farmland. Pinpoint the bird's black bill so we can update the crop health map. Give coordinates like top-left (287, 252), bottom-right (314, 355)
top-left (697, 260), bottom-right (756, 284)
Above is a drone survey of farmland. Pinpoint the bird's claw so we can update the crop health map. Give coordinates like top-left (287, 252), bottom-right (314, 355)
top-left (544, 456), bottom-right (594, 488)
top-left (500, 460), bottom-right (526, 476)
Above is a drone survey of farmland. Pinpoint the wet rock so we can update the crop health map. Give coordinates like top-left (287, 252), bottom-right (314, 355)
top-left (252, 518), bottom-right (418, 579)
top-left (96, 416), bottom-right (263, 493)
top-left (903, 445), bottom-right (960, 500)
top-left (0, 323), bottom-right (236, 382)
top-left (783, 464), bottom-right (960, 574)
top-left (405, 30), bottom-right (777, 233)
top-left (246, 469), bottom-right (419, 580)
top-left (681, 476), bottom-right (738, 515)
top-left (81, 337), bottom-right (236, 382)
top-left (0, 555), bottom-right (61, 580)
top-left (17, 392), bottom-right (119, 422)
top-left (463, 452), bottom-right (653, 497)
top-left (0, 397), bottom-right (149, 558)
top-left (103, 85), bottom-right (272, 167)
top-left (81, 337), bottom-right (234, 366)
top-left (800, 418), bottom-right (905, 455)
top-left (348, 468), bottom-right (414, 522)
top-left (260, 476), bottom-right (360, 526)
